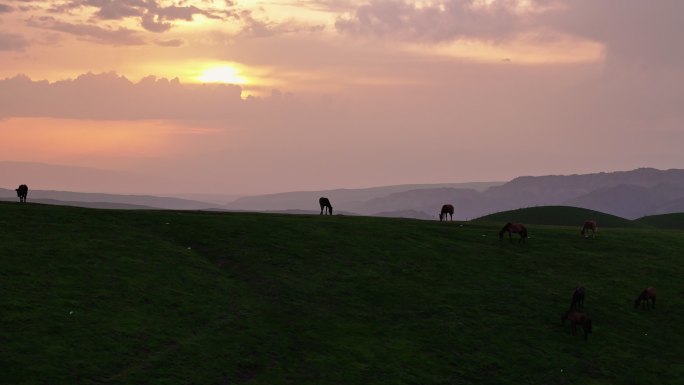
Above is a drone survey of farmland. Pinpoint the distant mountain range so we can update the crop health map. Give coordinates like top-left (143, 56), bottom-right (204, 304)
top-left (224, 168), bottom-right (684, 220)
top-left (2, 167), bottom-right (684, 219)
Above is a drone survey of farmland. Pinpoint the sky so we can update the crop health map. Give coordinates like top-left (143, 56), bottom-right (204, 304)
top-left (1, 0), bottom-right (683, 195)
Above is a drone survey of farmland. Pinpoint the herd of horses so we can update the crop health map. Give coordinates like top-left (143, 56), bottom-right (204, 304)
top-left (11, 190), bottom-right (658, 342)
top-left (319, 197), bottom-right (656, 342)
top-left (560, 285), bottom-right (656, 341)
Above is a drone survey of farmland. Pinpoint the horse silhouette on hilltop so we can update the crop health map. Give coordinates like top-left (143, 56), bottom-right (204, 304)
top-left (439, 204), bottom-right (454, 221)
top-left (319, 197), bottom-right (333, 215)
top-left (16, 184), bottom-right (28, 203)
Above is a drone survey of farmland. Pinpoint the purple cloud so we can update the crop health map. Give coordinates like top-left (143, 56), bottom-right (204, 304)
top-left (27, 16), bottom-right (145, 45)
top-left (0, 32), bottom-right (29, 51)
top-left (336, 0), bottom-right (526, 43)
top-left (51, 0), bottom-right (233, 33)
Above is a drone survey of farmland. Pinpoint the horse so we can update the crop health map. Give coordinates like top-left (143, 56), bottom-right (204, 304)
top-left (15, 184), bottom-right (28, 203)
top-left (499, 223), bottom-right (528, 243)
top-left (581, 220), bottom-right (598, 238)
top-left (634, 287), bottom-right (656, 309)
top-left (570, 285), bottom-right (585, 310)
top-left (561, 310), bottom-right (592, 341)
top-left (439, 204), bottom-right (454, 221)
top-left (319, 197), bottom-right (333, 215)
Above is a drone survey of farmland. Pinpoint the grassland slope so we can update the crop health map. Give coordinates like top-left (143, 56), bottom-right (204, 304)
top-left (1, 202), bottom-right (683, 385)
top-left (635, 213), bottom-right (684, 229)
top-left (473, 206), bottom-right (637, 228)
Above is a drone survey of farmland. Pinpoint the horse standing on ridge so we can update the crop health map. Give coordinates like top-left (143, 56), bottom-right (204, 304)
top-left (499, 223), bottom-right (528, 243)
top-left (581, 220), bottom-right (598, 238)
top-left (15, 184), bottom-right (28, 203)
top-left (634, 287), bottom-right (656, 309)
top-left (319, 197), bottom-right (333, 215)
top-left (439, 204), bottom-right (454, 221)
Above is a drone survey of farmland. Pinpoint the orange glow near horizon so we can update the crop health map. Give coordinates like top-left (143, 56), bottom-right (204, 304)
top-left (0, 118), bottom-right (175, 167)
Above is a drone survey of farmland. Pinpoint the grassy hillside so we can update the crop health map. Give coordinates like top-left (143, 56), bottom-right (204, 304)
top-left (2, 202), bottom-right (684, 385)
top-left (473, 206), bottom-right (637, 228)
top-left (636, 213), bottom-right (684, 229)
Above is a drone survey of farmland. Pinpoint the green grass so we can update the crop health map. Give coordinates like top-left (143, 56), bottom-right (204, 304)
top-left (2, 202), bottom-right (684, 385)
top-left (473, 206), bottom-right (637, 228)
top-left (636, 213), bottom-right (684, 230)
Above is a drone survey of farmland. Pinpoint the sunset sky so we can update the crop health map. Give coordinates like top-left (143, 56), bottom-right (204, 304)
top-left (1, 0), bottom-right (683, 194)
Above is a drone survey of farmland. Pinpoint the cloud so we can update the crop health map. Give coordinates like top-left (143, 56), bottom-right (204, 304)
top-left (27, 16), bottom-right (146, 45)
top-left (154, 38), bottom-right (184, 47)
top-left (540, 0), bottom-right (684, 68)
top-left (335, 0), bottom-right (531, 43)
top-left (0, 32), bottom-right (29, 51)
top-left (0, 72), bottom-right (248, 120)
top-left (51, 0), bottom-right (235, 32)
top-left (335, 0), bottom-right (684, 69)
top-left (238, 10), bottom-right (325, 38)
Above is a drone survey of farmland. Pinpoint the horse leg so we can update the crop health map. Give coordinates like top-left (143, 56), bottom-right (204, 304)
top-left (320, 207), bottom-right (323, 215)
top-left (652, 297), bottom-right (656, 309)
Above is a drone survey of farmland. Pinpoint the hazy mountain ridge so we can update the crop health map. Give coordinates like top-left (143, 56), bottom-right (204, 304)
top-left (349, 168), bottom-right (684, 220)
top-left (2, 168), bottom-right (683, 219)
top-left (224, 182), bottom-right (503, 213)
top-left (0, 188), bottom-right (219, 210)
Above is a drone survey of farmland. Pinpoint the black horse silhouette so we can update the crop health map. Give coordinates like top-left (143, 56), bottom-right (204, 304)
top-left (499, 222), bottom-right (528, 243)
top-left (561, 310), bottom-right (592, 341)
top-left (581, 220), bottom-right (598, 238)
top-left (439, 204), bottom-right (454, 221)
top-left (319, 197), bottom-right (333, 215)
top-left (15, 184), bottom-right (28, 203)
top-left (634, 287), bottom-right (656, 309)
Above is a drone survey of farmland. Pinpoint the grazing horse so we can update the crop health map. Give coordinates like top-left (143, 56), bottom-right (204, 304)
top-left (561, 310), bottom-right (592, 341)
top-left (634, 287), bottom-right (656, 309)
top-left (570, 286), bottom-right (585, 310)
top-left (499, 223), bottom-right (528, 243)
top-left (15, 184), bottom-right (28, 203)
top-left (439, 204), bottom-right (454, 221)
top-left (319, 197), bottom-right (333, 215)
top-left (581, 220), bottom-right (598, 238)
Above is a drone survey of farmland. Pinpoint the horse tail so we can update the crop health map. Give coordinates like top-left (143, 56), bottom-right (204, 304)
top-left (521, 226), bottom-right (528, 239)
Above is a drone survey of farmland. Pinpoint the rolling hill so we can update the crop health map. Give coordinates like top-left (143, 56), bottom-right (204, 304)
top-left (635, 213), bottom-right (684, 230)
top-left (2, 202), bottom-right (683, 384)
top-left (472, 206), bottom-right (638, 228)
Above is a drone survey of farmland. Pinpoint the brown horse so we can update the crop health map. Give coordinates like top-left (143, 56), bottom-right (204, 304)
top-left (319, 197), bottom-right (333, 215)
top-left (581, 220), bottom-right (598, 238)
top-left (561, 310), bottom-right (592, 341)
top-left (499, 223), bottom-right (528, 243)
top-left (439, 204), bottom-right (454, 221)
top-left (570, 285), bottom-right (585, 310)
top-left (15, 184), bottom-right (28, 203)
top-left (634, 287), bottom-right (656, 309)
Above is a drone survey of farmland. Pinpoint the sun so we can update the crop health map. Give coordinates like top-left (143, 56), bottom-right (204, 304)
top-left (197, 65), bottom-right (248, 85)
